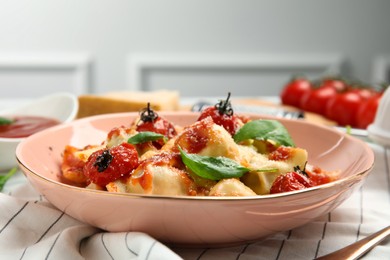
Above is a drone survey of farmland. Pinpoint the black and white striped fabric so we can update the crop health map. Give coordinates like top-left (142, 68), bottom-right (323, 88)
top-left (1, 142), bottom-right (389, 260)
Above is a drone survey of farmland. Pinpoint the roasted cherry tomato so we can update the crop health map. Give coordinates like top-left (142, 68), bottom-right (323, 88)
top-left (137, 117), bottom-right (177, 138)
top-left (280, 76), bottom-right (312, 108)
top-left (136, 103), bottom-right (177, 146)
top-left (325, 91), bottom-right (363, 127)
top-left (83, 143), bottom-right (139, 187)
top-left (270, 171), bottom-right (313, 194)
top-left (355, 93), bottom-right (382, 129)
top-left (197, 92), bottom-right (241, 135)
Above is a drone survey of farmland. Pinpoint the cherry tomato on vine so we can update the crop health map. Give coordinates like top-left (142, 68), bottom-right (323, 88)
top-left (355, 93), bottom-right (382, 129)
top-left (320, 77), bottom-right (348, 92)
top-left (270, 171), bottom-right (313, 194)
top-left (299, 85), bottom-right (338, 115)
top-left (84, 143), bottom-right (139, 187)
top-left (325, 91), bottom-right (363, 127)
top-left (349, 87), bottom-right (377, 100)
top-left (197, 92), bottom-right (242, 135)
top-left (280, 77), bottom-right (312, 108)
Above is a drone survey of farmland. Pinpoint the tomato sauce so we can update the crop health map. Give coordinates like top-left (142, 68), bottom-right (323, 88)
top-left (268, 146), bottom-right (293, 161)
top-left (0, 115), bottom-right (60, 138)
top-left (306, 166), bottom-right (333, 186)
top-left (179, 118), bottom-right (211, 154)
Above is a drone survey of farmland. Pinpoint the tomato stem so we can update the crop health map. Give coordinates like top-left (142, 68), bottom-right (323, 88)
top-left (215, 92), bottom-right (234, 116)
top-left (294, 162), bottom-right (308, 177)
top-left (139, 102), bottom-right (158, 123)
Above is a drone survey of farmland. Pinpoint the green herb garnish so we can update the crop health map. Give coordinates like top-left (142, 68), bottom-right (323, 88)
top-left (0, 117), bottom-right (13, 126)
top-left (233, 119), bottom-right (295, 147)
top-left (128, 131), bottom-right (167, 145)
top-left (178, 146), bottom-right (249, 181)
top-left (346, 125), bottom-right (352, 135)
top-left (0, 167), bottom-right (17, 191)
top-left (253, 168), bottom-right (279, 173)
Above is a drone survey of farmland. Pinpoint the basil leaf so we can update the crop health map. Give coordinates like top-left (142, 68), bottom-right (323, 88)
top-left (127, 131), bottom-right (167, 144)
top-left (0, 167), bottom-right (17, 192)
top-left (178, 147), bottom-right (249, 181)
top-left (0, 117), bottom-right (13, 126)
top-left (233, 120), bottom-right (295, 147)
top-left (252, 168), bottom-right (278, 173)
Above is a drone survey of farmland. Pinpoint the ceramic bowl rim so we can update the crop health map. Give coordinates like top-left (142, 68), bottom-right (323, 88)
top-left (16, 111), bottom-right (375, 201)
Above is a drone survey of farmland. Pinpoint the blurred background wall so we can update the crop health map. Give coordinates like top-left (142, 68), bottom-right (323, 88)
top-left (0, 0), bottom-right (389, 98)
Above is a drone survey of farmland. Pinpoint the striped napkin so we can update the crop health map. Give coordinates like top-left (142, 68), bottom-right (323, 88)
top-left (1, 142), bottom-right (389, 260)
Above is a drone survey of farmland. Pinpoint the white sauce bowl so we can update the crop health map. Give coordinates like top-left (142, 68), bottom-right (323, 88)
top-left (0, 93), bottom-right (78, 171)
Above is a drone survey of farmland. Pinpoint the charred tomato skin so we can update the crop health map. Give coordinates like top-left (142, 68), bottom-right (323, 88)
top-left (83, 143), bottom-right (139, 187)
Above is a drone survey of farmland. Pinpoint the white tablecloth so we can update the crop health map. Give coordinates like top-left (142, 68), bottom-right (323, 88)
top-left (1, 99), bottom-right (390, 259)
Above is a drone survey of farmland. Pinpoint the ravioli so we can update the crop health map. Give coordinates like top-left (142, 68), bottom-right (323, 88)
top-left (61, 114), bottom-right (337, 196)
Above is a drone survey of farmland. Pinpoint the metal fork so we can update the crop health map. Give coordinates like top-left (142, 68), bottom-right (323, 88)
top-left (316, 225), bottom-right (390, 259)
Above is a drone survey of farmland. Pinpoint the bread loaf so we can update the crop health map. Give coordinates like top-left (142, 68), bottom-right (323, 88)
top-left (77, 90), bottom-right (180, 118)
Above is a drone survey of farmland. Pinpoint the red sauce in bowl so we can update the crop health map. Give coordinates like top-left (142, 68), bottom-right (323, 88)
top-left (0, 116), bottom-right (60, 138)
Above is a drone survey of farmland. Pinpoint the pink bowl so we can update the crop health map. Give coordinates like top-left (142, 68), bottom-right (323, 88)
top-left (16, 112), bottom-right (374, 247)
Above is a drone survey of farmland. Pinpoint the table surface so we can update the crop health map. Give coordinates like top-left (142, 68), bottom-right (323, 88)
top-left (1, 97), bottom-right (389, 260)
